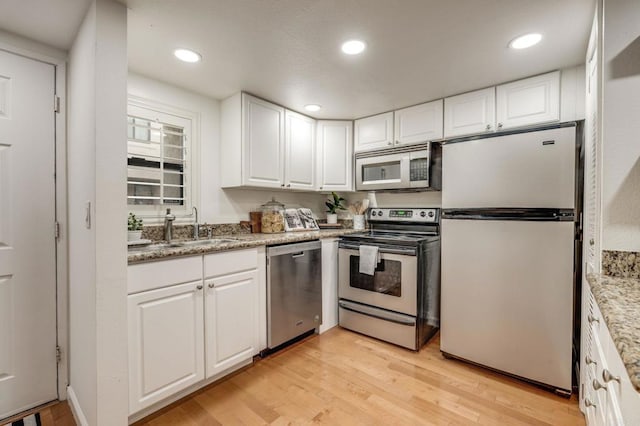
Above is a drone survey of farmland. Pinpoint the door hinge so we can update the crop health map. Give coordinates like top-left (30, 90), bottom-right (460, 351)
top-left (56, 345), bottom-right (62, 363)
top-left (54, 95), bottom-right (60, 113)
top-left (54, 221), bottom-right (60, 240)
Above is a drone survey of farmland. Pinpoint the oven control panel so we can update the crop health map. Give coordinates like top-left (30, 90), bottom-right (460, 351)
top-left (368, 208), bottom-right (439, 223)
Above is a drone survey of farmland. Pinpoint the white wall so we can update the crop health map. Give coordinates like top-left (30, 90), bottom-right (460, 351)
top-left (127, 73), bottom-right (326, 223)
top-left (601, 0), bottom-right (640, 252)
top-left (68, 0), bottom-right (128, 424)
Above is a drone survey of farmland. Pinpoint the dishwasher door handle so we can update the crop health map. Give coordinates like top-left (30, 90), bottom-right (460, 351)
top-left (291, 252), bottom-right (305, 258)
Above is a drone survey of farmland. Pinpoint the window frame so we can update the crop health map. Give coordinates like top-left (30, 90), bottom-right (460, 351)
top-left (127, 96), bottom-right (200, 224)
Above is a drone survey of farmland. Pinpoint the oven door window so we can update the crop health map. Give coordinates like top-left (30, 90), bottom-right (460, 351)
top-left (349, 257), bottom-right (402, 297)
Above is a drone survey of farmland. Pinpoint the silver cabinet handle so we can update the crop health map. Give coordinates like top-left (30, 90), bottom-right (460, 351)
top-left (584, 398), bottom-right (596, 409)
top-left (286, 184), bottom-right (291, 188)
top-left (281, 184), bottom-right (285, 187)
top-left (589, 238), bottom-right (595, 246)
top-left (593, 379), bottom-right (607, 391)
top-left (486, 124), bottom-right (492, 130)
top-left (602, 369), bottom-right (621, 383)
top-left (387, 141), bottom-right (393, 145)
top-left (588, 315), bottom-right (600, 324)
top-left (196, 284), bottom-right (203, 290)
top-left (498, 123), bottom-right (503, 129)
top-left (208, 283), bottom-right (214, 289)
top-left (585, 356), bottom-right (597, 366)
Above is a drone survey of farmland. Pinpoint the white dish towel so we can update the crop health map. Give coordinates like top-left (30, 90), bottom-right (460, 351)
top-left (359, 245), bottom-right (380, 276)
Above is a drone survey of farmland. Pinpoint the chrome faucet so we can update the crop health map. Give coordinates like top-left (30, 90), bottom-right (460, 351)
top-left (164, 208), bottom-right (176, 242)
top-left (192, 206), bottom-right (199, 240)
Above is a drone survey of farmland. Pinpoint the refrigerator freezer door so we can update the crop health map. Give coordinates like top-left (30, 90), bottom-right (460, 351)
top-left (442, 127), bottom-right (576, 209)
top-left (440, 219), bottom-right (574, 391)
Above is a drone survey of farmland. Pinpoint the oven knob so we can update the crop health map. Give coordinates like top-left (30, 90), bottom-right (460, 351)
top-left (377, 210), bottom-right (383, 217)
top-left (420, 211), bottom-right (426, 217)
top-left (371, 211), bottom-right (377, 216)
top-left (428, 211), bottom-right (434, 218)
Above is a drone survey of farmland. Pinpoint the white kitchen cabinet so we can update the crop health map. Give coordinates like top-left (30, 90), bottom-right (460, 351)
top-left (285, 110), bottom-right (316, 190)
top-left (444, 87), bottom-right (495, 138)
top-left (319, 238), bottom-right (338, 334)
top-left (128, 280), bottom-right (205, 414)
top-left (496, 71), bottom-right (560, 130)
top-left (394, 100), bottom-right (443, 145)
top-left (316, 120), bottom-right (353, 192)
top-left (204, 248), bottom-right (262, 378)
top-left (354, 111), bottom-right (393, 152)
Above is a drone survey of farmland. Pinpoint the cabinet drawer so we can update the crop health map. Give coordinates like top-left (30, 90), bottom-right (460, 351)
top-left (128, 256), bottom-right (203, 294)
top-left (204, 248), bottom-right (259, 278)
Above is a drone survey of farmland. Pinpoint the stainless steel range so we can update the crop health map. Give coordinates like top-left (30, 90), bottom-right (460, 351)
top-left (338, 208), bottom-right (441, 350)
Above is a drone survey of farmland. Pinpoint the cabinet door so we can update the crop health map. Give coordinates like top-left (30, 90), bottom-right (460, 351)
top-left (354, 112), bottom-right (393, 152)
top-left (128, 281), bottom-right (205, 414)
top-left (496, 71), bottom-right (560, 130)
top-left (444, 87), bottom-right (495, 138)
top-left (242, 94), bottom-right (285, 188)
top-left (316, 120), bottom-right (353, 192)
top-left (285, 110), bottom-right (316, 190)
top-left (205, 269), bottom-right (259, 378)
top-left (394, 100), bottom-right (443, 145)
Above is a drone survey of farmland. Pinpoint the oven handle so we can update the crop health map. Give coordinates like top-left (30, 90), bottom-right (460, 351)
top-left (339, 300), bottom-right (416, 326)
top-left (338, 242), bottom-right (417, 256)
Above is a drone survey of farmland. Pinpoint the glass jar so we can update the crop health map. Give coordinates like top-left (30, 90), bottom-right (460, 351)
top-left (260, 197), bottom-right (285, 233)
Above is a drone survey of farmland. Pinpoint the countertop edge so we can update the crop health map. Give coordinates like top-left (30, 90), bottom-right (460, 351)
top-left (127, 229), bottom-right (360, 265)
top-left (587, 273), bottom-right (640, 393)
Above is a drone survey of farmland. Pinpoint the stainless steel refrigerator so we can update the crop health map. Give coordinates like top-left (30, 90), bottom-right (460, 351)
top-left (440, 123), bottom-right (582, 395)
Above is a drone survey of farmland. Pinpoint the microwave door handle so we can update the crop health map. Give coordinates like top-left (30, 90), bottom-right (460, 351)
top-left (400, 156), bottom-right (411, 188)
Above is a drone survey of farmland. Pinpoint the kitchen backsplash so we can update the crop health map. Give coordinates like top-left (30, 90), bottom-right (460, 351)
top-left (142, 223), bottom-right (251, 242)
top-left (602, 250), bottom-right (640, 279)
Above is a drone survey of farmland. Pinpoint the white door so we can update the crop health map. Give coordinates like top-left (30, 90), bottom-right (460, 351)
top-left (128, 281), bottom-right (205, 414)
top-left (394, 100), bottom-right (443, 145)
top-left (205, 270), bottom-right (258, 378)
top-left (444, 87), bottom-right (495, 138)
top-left (442, 126), bottom-right (576, 209)
top-left (440, 219), bottom-right (574, 391)
top-left (242, 94), bottom-right (285, 188)
top-left (316, 120), bottom-right (353, 192)
top-left (354, 112), bottom-right (393, 152)
top-left (496, 71), bottom-right (560, 130)
top-left (0, 51), bottom-right (57, 420)
top-left (284, 110), bottom-right (315, 190)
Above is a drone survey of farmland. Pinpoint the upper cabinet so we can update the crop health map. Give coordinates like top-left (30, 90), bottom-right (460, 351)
top-left (394, 100), bottom-right (443, 145)
top-left (285, 110), bottom-right (316, 190)
top-left (496, 71), bottom-right (560, 130)
top-left (354, 112), bottom-right (393, 152)
top-left (221, 93), bottom-right (316, 190)
top-left (444, 87), bottom-right (496, 138)
top-left (444, 71), bottom-right (562, 138)
top-left (317, 121), bottom-right (353, 192)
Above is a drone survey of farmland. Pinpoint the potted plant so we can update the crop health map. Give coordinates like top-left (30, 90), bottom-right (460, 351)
top-left (128, 212), bottom-right (144, 241)
top-left (325, 192), bottom-right (346, 224)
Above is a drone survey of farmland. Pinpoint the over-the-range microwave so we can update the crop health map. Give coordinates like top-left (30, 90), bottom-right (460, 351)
top-left (355, 142), bottom-right (441, 192)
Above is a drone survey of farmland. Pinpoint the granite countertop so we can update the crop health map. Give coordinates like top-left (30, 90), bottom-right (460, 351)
top-left (128, 228), bottom-right (360, 264)
top-left (587, 273), bottom-right (640, 392)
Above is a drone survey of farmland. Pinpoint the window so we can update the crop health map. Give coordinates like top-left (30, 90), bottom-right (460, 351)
top-left (127, 101), bottom-right (195, 220)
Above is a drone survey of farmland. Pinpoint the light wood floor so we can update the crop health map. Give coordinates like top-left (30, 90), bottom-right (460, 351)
top-left (1, 401), bottom-right (75, 426)
top-left (136, 328), bottom-right (584, 425)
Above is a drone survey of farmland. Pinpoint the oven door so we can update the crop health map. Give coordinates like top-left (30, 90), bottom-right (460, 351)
top-left (338, 246), bottom-right (417, 315)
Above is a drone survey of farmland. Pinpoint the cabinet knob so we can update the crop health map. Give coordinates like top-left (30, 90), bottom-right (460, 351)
top-left (387, 142), bottom-right (393, 145)
top-left (208, 283), bottom-right (214, 289)
top-left (281, 184), bottom-right (285, 188)
top-left (319, 186), bottom-right (323, 190)
top-left (498, 123), bottom-right (503, 129)
top-left (602, 369), bottom-right (621, 383)
top-left (486, 124), bottom-right (492, 130)
top-left (592, 379), bottom-right (607, 391)
top-left (588, 314), bottom-right (600, 324)
top-left (286, 184), bottom-right (291, 188)
top-left (584, 398), bottom-right (596, 409)
top-left (589, 238), bottom-right (595, 246)
top-left (196, 284), bottom-right (203, 290)
top-left (585, 355), bottom-right (597, 366)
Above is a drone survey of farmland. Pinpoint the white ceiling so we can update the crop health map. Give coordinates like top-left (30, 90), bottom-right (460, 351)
top-left (1, 1), bottom-right (594, 119)
top-left (0, 0), bottom-right (92, 50)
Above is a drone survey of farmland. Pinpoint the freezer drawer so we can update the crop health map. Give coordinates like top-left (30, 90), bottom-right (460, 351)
top-left (440, 219), bottom-right (574, 391)
top-left (442, 126), bottom-right (576, 209)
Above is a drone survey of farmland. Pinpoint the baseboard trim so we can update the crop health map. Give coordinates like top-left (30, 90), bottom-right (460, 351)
top-left (66, 386), bottom-right (89, 426)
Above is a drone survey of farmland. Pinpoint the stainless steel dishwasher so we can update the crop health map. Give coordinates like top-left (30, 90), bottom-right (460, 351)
top-left (267, 240), bottom-right (322, 349)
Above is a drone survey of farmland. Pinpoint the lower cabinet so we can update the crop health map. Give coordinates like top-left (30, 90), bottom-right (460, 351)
top-left (127, 280), bottom-right (205, 414)
top-left (127, 247), bottom-right (265, 416)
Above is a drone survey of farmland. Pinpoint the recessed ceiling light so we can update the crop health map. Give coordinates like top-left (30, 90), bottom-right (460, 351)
top-left (341, 40), bottom-right (366, 55)
top-left (305, 104), bottom-right (322, 112)
top-left (174, 48), bottom-right (201, 63)
top-left (509, 33), bottom-right (542, 49)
